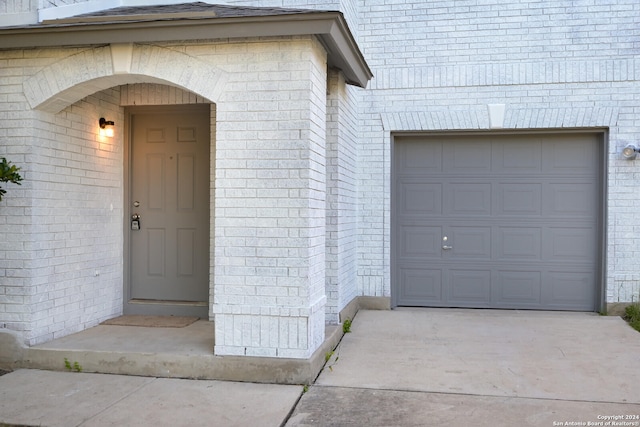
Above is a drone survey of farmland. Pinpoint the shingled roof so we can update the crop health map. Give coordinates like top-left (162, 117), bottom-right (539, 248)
top-left (47, 2), bottom-right (328, 25)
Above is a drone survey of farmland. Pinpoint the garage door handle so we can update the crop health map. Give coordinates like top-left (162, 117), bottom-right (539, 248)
top-left (442, 245), bottom-right (453, 250)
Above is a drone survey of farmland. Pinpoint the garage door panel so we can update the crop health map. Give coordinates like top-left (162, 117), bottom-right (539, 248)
top-left (546, 227), bottom-right (597, 261)
top-left (449, 226), bottom-right (492, 260)
top-left (448, 269), bottom-right (491, 304)
top-left (497, 227), bottom-right (542, 260)
top-left (543, 139), bottom-right (598, 172)
top-left (493, 141), bottom-right (542, 172)
top-left (494, 271), bottom-right (542, 304)
top-left (397, 139), bottom-right (442, 172)
top-left (544, 271), bottom-right (595, 310)
top-left (397, 181), bottom-right (442, 215)
top-left (398, 267), bottom-right (443, 304)
top-left (399, 225), bottom-right (442, 258)
top-left (497, 183), bottom-right (542, 216)
top-left (444, 141), bottom-right (492, 173)
top-left (447, 183), bottom-right (492, 216)
top-left (546, 182), bottom-right (598, 218)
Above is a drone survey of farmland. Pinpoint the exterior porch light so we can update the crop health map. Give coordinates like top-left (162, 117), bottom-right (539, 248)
top-left (622, 144), bottom-right (639, 160)
top-left (99, 117), bottom-right (115, 137)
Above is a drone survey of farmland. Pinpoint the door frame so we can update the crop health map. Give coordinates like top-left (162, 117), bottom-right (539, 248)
top-left (123, 104), bottom-right (212, 317)
top-left (390, 129), bottom-right (609, 312)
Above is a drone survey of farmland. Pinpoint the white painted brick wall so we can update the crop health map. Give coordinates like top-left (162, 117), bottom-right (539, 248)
top-left (0, 0), bottom-right (36, 13)
top-left (0, 44), bottom-right (125, 344)
top-left (0, 0), bottom-right (37, 25)
top-left (325, 69), bottom-right (359, 323)
top-left (29, 90), bottom-right (124, 345)
top-left (120, 84), bottom-right (208, 106)
top-left (1, 48), bottom-right (47, 340)
top-left (187, 36), bottom-right (328, 357)
top-left (137, 39), bottom-right (327, 357)
top-left (356, 0), bottom-right (640, 304)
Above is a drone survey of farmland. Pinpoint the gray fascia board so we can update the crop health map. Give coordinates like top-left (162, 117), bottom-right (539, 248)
top-left (321, 17), bottom-right (372, 87)
top-left (0, 12), bottom-right (372, 87)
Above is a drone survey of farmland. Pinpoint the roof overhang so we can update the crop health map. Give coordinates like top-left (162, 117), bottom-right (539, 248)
top-left (0, 6), bottom-right (372, 88)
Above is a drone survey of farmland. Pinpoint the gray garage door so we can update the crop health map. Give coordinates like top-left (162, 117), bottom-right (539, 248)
top-left (392, 133), bottom-right (602, 311)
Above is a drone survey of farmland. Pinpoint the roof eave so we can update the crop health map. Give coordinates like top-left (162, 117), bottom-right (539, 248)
top-left (0, 11), bottom-right (372, 88)
top-left (319, 15), bottom-right (373, 88)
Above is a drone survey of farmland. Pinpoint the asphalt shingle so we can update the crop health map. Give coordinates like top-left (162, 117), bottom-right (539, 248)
top-left (60, 2), bottom-right (327, 24)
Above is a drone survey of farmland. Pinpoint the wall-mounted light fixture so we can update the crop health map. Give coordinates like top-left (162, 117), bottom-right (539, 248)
top-left (622, 144), bottom-right (639, 160)
top-left (99, 117), bottom-right (115, 138)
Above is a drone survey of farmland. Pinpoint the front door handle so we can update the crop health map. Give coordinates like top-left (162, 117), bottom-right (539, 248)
top-left (442, 245), bottom-right (453, 250)
top-left (131, 213), bottom-right (141, 230)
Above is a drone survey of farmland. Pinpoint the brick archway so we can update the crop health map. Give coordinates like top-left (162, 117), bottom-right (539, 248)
top-left (24, 43), bottom-right (227, 113)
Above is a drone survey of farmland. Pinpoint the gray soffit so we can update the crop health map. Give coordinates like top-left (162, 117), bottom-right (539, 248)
top-left (0, 2), bottom-right (372, 88)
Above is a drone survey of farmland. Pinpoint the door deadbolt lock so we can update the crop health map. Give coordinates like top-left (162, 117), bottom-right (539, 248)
top-left (131, 213), bottom-right (141, 230)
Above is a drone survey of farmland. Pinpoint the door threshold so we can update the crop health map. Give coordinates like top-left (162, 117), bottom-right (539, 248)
top-left (129, 299), bottom-right (208, 307)
top-left (125, 299), bottom-right (209, 317)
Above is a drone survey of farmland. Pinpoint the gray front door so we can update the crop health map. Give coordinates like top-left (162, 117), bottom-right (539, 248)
top-left (126, 105), bottom-right (210, 316)
top-left (393, 133), bottom-right (602, 311)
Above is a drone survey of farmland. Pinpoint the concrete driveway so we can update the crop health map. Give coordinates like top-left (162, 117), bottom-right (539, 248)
top-left (287, 308), bottom-right (640, 427)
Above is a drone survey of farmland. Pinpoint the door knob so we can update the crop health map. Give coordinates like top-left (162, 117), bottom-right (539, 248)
top-left (442, 245), bottom-right (453, 250)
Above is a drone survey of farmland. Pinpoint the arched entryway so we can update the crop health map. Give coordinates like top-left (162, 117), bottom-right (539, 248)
top-left (25, 44), bottom-right (221, 319)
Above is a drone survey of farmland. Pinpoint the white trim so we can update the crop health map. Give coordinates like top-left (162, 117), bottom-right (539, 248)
top-left (0, 11), bottom-right (38, 27)
top-left (111, 43), bottom-right (134, 74)
top-left (381, 107), bottom-right (618, 132)
top-left (488, 104), bottom-right (506, 129)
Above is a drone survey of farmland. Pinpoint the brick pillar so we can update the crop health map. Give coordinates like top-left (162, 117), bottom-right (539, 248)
top-left (325, 70), bottom-right (359, 323)
top-left (212, 38), bottom-right (327, 358)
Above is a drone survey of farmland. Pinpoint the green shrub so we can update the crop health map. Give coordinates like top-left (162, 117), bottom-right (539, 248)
top-left (624, 303), bottom-right (640, 333)
top-left (342, 318), bottom-right (352, 333)
top-left (0, 158), bottom-right (23, 202)
top-left (629, 318), bottom-right (640, 332)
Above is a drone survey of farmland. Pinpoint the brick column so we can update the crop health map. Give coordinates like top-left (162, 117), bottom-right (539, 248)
top-left (212, 38), bottom-right (327, 358)
top-left (325, 70), bottom-right (359, 323)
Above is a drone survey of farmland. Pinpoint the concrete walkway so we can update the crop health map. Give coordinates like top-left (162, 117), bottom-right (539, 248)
top-left (0, 369), bottom-right (302, 427)
top-left (1, 309), bottom-right (640, 426)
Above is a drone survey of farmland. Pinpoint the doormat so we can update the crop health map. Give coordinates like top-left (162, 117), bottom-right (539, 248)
top-left (101, 315), bottom-right (199, 328)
